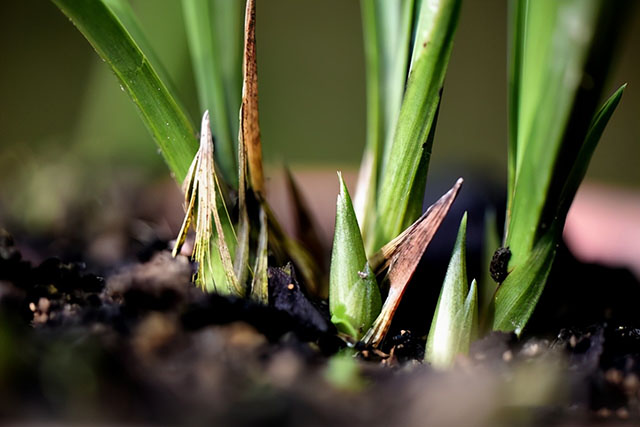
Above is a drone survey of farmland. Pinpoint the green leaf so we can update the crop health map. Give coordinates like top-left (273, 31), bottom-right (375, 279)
top-left (458, 279), bottom-right (478, 355)
top-left (372, 0), bottom-right (462, 252)
top-left (506, 0), bottom-right (526, 216)
top-left (182, 0), bottom-right (243, 185)
top-left (104, 0), bottom-right (184, 103)
top-left (506, 0), bottom-right (598, 263)
top-left (330, 173), bottom-right (382, 340)
top-left (51, 0), bottom-right (198, 182)
top-left (496, 0), bottom-right (626, 334)
top-left (493, 229), bottom-right (557, 335)
top-left (497, 86), bottom-right (623, 308)
top-left (505, 0), bottom-right (621, 267)
top-left (556, 85), bottom-right (626, 222)
top-left (426, 213), bottom-right (477, 368)
top-left (355, 0), bottom-right (415, 245)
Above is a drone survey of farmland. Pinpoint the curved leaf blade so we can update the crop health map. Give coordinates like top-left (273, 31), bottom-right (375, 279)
top-left (493, 229), bottom-right (557, 335)
top-left (52, 0), bottom-right (198, 181)
top-left (372, 0), bottom-right (462, 252)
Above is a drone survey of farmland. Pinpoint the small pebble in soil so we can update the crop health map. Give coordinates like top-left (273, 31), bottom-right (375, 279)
top-left (605, 368), bottom-right (623, 385)
top-left (267, 349), bottom-right (303, 387)
top-left (616, 407), bottom-right (629, 419)
top-left (569, 335), bottom-right (578, 348)
top-left (623, 373), bottom-right (639, 395)
top-left (520, 340), bottom-right (549, 358)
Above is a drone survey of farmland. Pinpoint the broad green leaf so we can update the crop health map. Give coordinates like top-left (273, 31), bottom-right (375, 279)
top-left (182, 0), bottom-right (243, 185)
top-left (402, 103), bottom-right (441, 226)
top-left (426, 213), bottom-right (477, 368)
top-left (493, 229), bottom-right (557, 335)
top-left (506, 0), bottom-right (598, 263)
top-left (52, 0), bottom-right (197, 182)
top-left (372, 0), bottom-right (462, 252)
top-left (505, 0), bottom-right (622, 268)
top-left (496, 0), bottom-right (626, 334)
top-left (330, 173), bottom-right (381, 340)
top-left (506, 0), bottom-right (526, 215)
top-left (355, 0), bottom-right (415, 245)
top-left (104, 0), bottom-right (185, 106)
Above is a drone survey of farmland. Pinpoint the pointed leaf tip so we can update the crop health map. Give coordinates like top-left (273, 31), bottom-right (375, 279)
top-left (362, 179), bottom-right (463, 348)
top-left (425, 212), bottom-right (473, 368)
top-left (330, 172), bottom-right (381, 339)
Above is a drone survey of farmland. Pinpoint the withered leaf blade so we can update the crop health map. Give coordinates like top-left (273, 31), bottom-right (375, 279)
top-left (172, 150), bottom-right (200, 258)
top-left (201, 112), bottom-right (243, 296)
top-left (240, 0), bottom-right (264, 196)
top-left (362, 177), bottom-right (463, 348)
top-left (172, 111), bottom-right (242, 295)
top-left (234, 84), bottom-right (250, 285)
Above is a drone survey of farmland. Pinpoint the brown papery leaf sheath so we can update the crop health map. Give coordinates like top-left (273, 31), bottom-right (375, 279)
top-left (240, 0), bottom-right (264, 197)
top-left (363, 178), bottom-right (463, 348)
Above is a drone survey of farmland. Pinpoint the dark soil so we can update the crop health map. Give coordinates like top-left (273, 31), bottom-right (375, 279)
top-left (2, 220), bottom-right (640, 426)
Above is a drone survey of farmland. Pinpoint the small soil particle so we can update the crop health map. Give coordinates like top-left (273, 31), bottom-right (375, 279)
top-left (616, 407), bottom-right (630, 419)
top-left (490, 247), bottom-right (511, 283)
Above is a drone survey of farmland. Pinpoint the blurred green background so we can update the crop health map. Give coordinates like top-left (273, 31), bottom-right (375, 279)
top-left (0, 0), bottom-right (638, 231)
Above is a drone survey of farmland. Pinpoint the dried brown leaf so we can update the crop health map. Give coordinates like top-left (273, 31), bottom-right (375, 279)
top-left (171, 151), bottom-right (200, 258)
top-left (240, 0), bottom-right (264, 196)
top-left (362, 177), bottom-right (463, 347)
top-left (172, 111), bottom-right (242, 295)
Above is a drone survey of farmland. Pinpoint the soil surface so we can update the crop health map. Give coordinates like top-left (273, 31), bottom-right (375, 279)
top-left (2, 224), bottom-right (640, 426)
